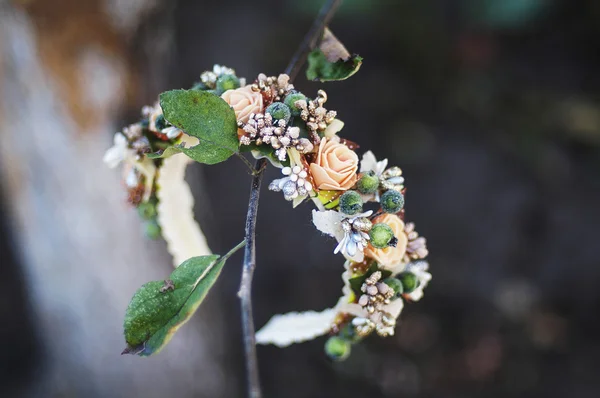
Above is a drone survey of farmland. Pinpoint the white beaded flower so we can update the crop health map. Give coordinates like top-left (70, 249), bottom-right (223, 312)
top-left (269, 165), bottom-right (314, 201)
top-left (240, 112), bottom-right (313, 162)
top-left (312, 209), bottom-right (373, 262)
top-left (200, 64), bottom-right (246, 87)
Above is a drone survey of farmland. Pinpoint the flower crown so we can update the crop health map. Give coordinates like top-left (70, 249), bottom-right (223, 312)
top-left (106, 64), bottom-right (431, 360)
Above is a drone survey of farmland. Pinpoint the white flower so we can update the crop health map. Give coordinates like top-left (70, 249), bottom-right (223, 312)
top-left (104, 132), bottom-right (157, 202)
top-left (268, 148), bottom-right (314, 207)
top-left (269, 165), bottom-right (313, 202)
top-left (200, 64), bottom-right (245, 87)
top-left (360, 150), bottom-right (388, 176)
top-left (103, 133), bottom-right (135, 168)
top-left (312, 209), bottom-right (373, 262)
top-left (404, 260), bottom-right (432, 301)
top-left (212, 64), bottom-right (235, 76)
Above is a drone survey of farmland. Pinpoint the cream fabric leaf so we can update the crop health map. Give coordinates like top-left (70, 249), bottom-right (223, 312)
top-left (256, 309), bottom-right (337, 347)
top-left (157, 134), bottom-right (211, 267)
top-left (312, 209), bottom-right (346, 242)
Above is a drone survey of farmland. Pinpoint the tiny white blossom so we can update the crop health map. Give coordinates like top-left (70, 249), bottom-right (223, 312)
top-left (360, 151), bottom-right (388, 176)
top-left (103, 133), bottom-right (135, 168)
top-left (312, 209), bottom-right (373, 262)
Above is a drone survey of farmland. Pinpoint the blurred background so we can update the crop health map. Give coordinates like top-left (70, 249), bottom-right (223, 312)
top-left (1, 0), bottom-right (600, 397)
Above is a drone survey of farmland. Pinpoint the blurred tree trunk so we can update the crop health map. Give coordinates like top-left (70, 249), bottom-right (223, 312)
top-left (0, 2), bottom-right (230, 397)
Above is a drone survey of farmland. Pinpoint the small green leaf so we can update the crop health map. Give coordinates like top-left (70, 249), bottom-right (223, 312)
top-left (122, 240), bottom-right (245, 356)
top-left (239, 143), bottom-right (290, 168)
top-left (159, 90), bottom-right (239, 165)
top-left (146, 145), bottom-right (185, 159)
top-left (306, 28), bottom-right (363, 82)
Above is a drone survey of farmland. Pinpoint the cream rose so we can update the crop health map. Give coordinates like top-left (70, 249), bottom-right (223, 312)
top-left (221, 85), bottom-right (263, 137)
top-left (309, 138), bottom-right (358, 191)
top-left (364, 213), bottom-right (408, 269)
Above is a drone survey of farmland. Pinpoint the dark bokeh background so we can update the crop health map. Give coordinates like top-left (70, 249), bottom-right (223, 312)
top-left (2, 0), bottom-right (600, 397)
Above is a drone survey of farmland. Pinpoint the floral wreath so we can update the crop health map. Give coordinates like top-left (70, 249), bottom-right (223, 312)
top-left (106, 64), bottom-right (431, 360)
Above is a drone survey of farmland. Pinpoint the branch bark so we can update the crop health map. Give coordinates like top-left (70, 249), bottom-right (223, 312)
top-left (238, 1), bottom-right (343, 397)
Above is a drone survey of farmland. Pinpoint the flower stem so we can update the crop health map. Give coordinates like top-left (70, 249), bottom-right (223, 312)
top-left (238, 1), bottom-right (343, 397)
top-left (238, 157), bottom-right (266, 398)
top-left (285, 0), bottom-right (344, 80)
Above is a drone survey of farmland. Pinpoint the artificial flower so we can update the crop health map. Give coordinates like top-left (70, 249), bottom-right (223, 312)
top-left (312, 209), bottom-right (373, 262)
top-left (309, 138), bottom-right (359, 191)
top-left (221, 85), bottom-right (264, 136)
top-left (103, 133), bottom-right (135, 168)
top-left (364, 213), bottom-right (408, 269)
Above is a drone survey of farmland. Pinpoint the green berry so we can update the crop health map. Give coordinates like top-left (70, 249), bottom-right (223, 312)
top-left (399, 272), bottom-right (419, 293)
top-left (215, 74), bottom-right (240, 94)
top-left (324, 336), bottom-right (351, 361)
top-left (356, 171), bottom-right (380, 194)
top-left (369, 223), bottom-right (395, 249)
top-left (284, 91), bottom-right (307, 116)
top-left (137, 202), bottom-right (157, 220)
top-left (144, 220), bottom-right (161, 240)
top-left (339, 190), bottom-right (363, 215)
top-left (382, 277), bottom-right (404, 299)
top-left (381, 190), bottom-right (404, 213)
top-left (265, 102), bottom-right (292, 123)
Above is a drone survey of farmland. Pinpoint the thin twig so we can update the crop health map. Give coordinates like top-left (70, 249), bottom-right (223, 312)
top-left (235, 152), bottom-right (258, 174)
top-left (238, 157), bottom-right (266, 398)
top-left (285, 0), bottom-right (344, 80)
top-left (238, 1), bottom-right (343, 397)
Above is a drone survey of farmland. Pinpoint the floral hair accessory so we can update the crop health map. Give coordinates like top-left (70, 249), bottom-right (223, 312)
top-left (106, 64), bottom-right (430, 361)
top-left (253, 88), bottom-right (432, 355)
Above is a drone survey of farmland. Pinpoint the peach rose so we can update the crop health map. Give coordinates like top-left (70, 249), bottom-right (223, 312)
top-left (221, 85), bottom-right (263, 137)
top-left (309, 138), bottom-right (358, 191)
top-left (364, 214), bottom-right (408, 269)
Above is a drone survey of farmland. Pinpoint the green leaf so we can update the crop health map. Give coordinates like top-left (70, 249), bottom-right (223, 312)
top-left (239, 143), bottom-right (290, 168)
top-left (159, 89), bottom-right (239, 165)
top-left (122, 240), bottom-right (245, 356)
top-left (306, 28), bottom-right (363, 82)
top-left (146, 145), bottom-right (185, 159)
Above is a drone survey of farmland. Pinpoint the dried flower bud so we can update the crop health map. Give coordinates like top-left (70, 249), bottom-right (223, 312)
top-left (356, 171), bottom-right (379, 194)
top-left (265, 102), bottom-right (292, 124)
top-left (369, 223), bottom-right (395, 249)
top-left (339, 190), bottom-right (363, 215)
top-left (324, 336), bottom-right (351, 361)
top-left (381, 189), bottom-right (405, 214)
